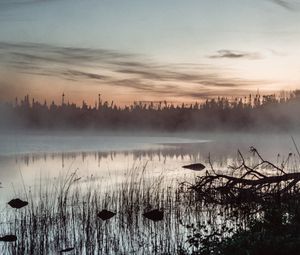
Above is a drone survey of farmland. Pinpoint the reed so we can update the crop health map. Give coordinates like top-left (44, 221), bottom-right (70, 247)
top-left (0, 165), bottom-right (203, 255)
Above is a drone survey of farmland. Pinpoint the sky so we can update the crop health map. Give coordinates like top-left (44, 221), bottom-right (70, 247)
top-left (0, 0), bottom-right (300, 105)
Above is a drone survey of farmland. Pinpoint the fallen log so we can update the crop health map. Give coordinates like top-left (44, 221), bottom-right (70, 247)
top-left (188, 147), bottom-right (300, 204)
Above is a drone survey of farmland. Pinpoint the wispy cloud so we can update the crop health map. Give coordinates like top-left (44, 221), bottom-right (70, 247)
top-left (0, 0), bottom-right (54, 5)
top-left (0, 0), bottom-right (54, 11)
top-left (0, 42), bottom-right (266, 100)
top-left (209, 50), bottom-right (261, 60)
top-left (269, 0), bottom-right (297, 10)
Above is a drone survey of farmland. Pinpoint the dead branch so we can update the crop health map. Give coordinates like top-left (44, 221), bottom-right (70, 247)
top-left (189, 147), bottom-right (300, 205)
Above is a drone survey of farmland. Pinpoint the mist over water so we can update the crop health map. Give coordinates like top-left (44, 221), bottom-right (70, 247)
top-left (2, 91), bottom-right (300, 132)
top-left (0, 131), bottom-right (298, 200)
top-left (1, 94), bottom-right (298, 254)
top-left (1, 1), bottom-right (300, 253)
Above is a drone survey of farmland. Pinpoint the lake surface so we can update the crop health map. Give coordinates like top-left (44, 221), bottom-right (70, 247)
top-left (1, 131), bottom-right (300, 254)
top-left (0, 131), bottom-right (299, 200)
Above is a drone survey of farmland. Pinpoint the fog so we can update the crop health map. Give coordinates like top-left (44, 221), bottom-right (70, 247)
top-left (1, 129), bottom-right (299, 160)
top-left (1, 91), bottom-right (300, 133)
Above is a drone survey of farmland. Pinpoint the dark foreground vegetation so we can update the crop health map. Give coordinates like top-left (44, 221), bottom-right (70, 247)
top-left (0, 167), bottom-right (203, 254)
top-left (1, 91), bottom-right (300, 131)
top-left (184, 147), bottom-right (300, 255)
top-left (1, 148), bottom-right (300, 254)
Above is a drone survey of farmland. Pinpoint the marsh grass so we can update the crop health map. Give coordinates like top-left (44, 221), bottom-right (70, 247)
top-left (0, 164), bottom-right (207, 255)
top-left (2, 148), bottom-right (288, 255)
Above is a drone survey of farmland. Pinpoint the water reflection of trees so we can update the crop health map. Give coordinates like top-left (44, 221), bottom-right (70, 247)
top-left (11, 145), bottom-right (253, 172)
top-left (2, 148), bottom-right (297, 254)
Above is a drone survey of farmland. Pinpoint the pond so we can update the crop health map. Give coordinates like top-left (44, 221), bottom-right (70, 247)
top-left (0, 131), bottom-right (298, 254)
top-left (1, 131), bottom-right (297, 190)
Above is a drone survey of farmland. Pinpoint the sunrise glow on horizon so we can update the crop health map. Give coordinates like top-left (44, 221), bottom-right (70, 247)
top-left (1, 0), bottom-right (300, 105)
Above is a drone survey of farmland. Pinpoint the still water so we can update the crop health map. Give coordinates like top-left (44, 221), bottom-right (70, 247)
top-left (0, 131), bottom-right (299, 254)
top-left (0, 131), bottom-right (299, 199)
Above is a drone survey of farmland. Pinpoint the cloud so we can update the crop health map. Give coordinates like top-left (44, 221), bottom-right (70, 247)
top-left (0, 0), bottom-right (54, 6)
top-left (171, 89), bottom-right (257, 99)
top-left (0, 42), bottom-right (267, 101)
top-left (270, 0), bottom-right (292, 9)
top-left (62, 70), bottom-right (108, 81)
top-left (269, 0), bottom-right (297, 10)
top-left (209, 50), bottom-right (261, 59)
top-left (0, 0), bottom-right (57, 13)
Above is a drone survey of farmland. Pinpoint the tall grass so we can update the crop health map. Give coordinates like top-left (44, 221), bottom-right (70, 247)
top-left (0, 165), bottom-right (205, 255)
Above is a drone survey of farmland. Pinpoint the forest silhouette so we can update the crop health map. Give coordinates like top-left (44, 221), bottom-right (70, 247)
top-left (1, 91), bottom-right (300, 131)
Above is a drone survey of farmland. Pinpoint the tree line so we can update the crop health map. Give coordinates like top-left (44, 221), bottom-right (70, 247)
top-left (1, 91), bottom-right (300, 131)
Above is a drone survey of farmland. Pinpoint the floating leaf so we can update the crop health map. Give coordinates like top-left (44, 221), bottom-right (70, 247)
top-left (8, 198), bottom-right (28, 209)
top-left (182, 163), bottom-right (205, 171)
top-left (97, 210), bottom-right (116, 220)
top-left (143, 209), bottom-right (164, 222)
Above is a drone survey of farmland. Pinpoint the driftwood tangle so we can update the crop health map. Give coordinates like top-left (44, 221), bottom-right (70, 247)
top-left (189, 147), bottom-right (300, 204)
